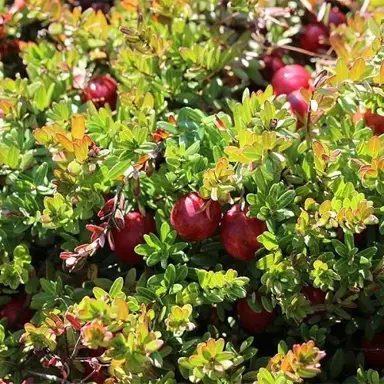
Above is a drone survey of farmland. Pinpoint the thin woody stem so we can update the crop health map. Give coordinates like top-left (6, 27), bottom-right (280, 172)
top-left (25, 370), bottom-right (73, 384)
top-left (277, 44), bottom-right (332, 59)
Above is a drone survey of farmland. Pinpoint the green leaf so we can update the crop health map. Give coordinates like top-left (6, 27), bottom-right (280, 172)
top-left (256, 254), bottom-right (276, 270)
top-left (368, 18), bottom-right (380, 38)
top-left (107, 160), bottom-right (131, 180)
top-left (40, 278), bottom-right (57, 295)
top-left (258, 232), bottom-right (278, 251)
top-left (330, 348), bottom-right (344, 378)
top-left (157, 121), bottom-right (178, 134)
top-left (136, 287), bottom-right (158, 302)
top-left (109, 277), bottom-right (124, 299)
top-left (276, 190), bottom-right (295, 209)
top-left (160, 222), bottom-right (171, 243)
top-left (164, 264), bottom-right (176, 287)
top-left (5, 146), bottom-right (20, 169)
top-left (357, 247), bottom-right (377, 261)
top-left (34, 162), bottom-right (49, 186)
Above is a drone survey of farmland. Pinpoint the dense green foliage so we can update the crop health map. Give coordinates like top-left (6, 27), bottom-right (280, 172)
top-left (0, 0), bottom-right (383, 383)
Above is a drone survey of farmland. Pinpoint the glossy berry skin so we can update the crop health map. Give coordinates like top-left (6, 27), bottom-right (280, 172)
top-left (170, 192), bottom-right (222, 241)
top-left (302, 287), bottom-right (326, 305)
top-left (272, 65), bottom-right (311, 96)
top-left (288, 89), bottom-right (308, 128)
top-left (73, 0), bottom-right (113, 13)
top-left (354, 110), bottom-right (384, 135)
top-left (220, 204), bottom-right (265, 261)
top-left (329, 8), bottom-right (347, 26)
top-left (236, 298), bottom-right (274, 335)
top-left (82, 75), bottom-right (117, 110)
top-left (260, 54), bottom-right (285, 82)
top-left (112, 212), bottom-right (156, 263)
top-left (299, 23), bottom-right (329, 53)
top-left (362, 333), bottom-right (384, 367)
top-left (83, 363), bottom-right (104, 384)
top-left (0, 296), bottom-right (33, 329)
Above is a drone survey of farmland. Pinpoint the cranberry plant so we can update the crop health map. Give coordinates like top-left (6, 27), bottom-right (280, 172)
top-left (0, 1), bottom-right (383, 384)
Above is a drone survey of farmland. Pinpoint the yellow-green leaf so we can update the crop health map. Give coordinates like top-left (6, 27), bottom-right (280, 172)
top-left (349, 58), bottom-right (366, 81)
top-left (56, 134), bottom-right (74, 152)
top-left (336, 58), bottom-right (349, 84)
top-left (71, 115), bottom-right (85, 140)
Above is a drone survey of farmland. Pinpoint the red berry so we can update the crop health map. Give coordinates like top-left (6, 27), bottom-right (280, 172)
top-left (260, 54), bottom-right (285, 82)
top-left (74, 0), bottom-right (112, 13)
top-left (272, 65), bottom-right (311, 96)
top-left (288, 90), bottom-right (308, 117)
top-left (220, 204), bottom-right (265, 261)
top-left (354, 110), bottom-right (384, 135)
top-left (288, 89), bottom-right (309, 128)
top-left (21, 379), bottom-right (34, 384)
top-left (236, 298), bottom-right (274, 335)
top-left (102, 193), bottom-right (112, 203)
top-left (112, 212), bottom-right (156, 263)
top-left (299, 23), bottom-right (329, 53)
top-left (302, 287), bottom-right (326, 305)
top-left (329, 7), bottom-right (347, 26)
top-left (82, 75), bottom-right (118, 110)
top-left (83, 363), bottom-right (105, 384)
top-left (335, 228), bottom-right (366, 248)
top-left (170, 192), bottom-right (222, 241)
top-left (82, 347), bottom-right (106, 383)
top-left (0, 296), bottom-right (33, 329)
top-left (362, 333), bottom-right (384, 367)
top-left (354, 231), bottom-right (366, 248)
top-left (87, 347), bottom-right (105, 357)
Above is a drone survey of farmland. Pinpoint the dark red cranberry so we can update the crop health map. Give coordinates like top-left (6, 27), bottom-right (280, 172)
top-left (335, 228), bottom-right (366, 248)
top-left (287, 89), bottom-right (309, 127)
top-left (72, 0), bottom-right (113, 13)
top-left (260, 54), bottom-right (285, 82)
top-left (299, 23), bottom-right (329, 53)
top-left (0, 296), bottom-right (33, 329)
top-left (0, 39), bottom-right (20, 56)
top-left (220, 204), bottom-right (265, 261)
top-left (302, 287), bottom-right (326, 306)
top-left (329, 7), bottom-right (347, 26)
top-left (362, 333), bottom-right (384, 367)
top-left (112, 212), bottom-right (156, 263)
top-left (82, 75), bottom-right (117, 110)
top-left (272, 65), bottom-right (311, 96)
top-left (236, 298), bottom-right (274, 335)
top-left (170, 192), bottom-right (222, 241)
top-left (354, 109), bottom-right (384, 135)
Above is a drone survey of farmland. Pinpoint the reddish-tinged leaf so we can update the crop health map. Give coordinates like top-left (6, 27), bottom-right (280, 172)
top-left (82, 135), bottom-right (93, 147)
top-left (60, 251), bottom-right (74, 260)
top-left (86, 224), bottom-right (105, 234)
top-left (152, 128), bottom-right (169, 143)
top-left (214, 116), bottom-right (226, 130)
top-left (313, 141), bottom-right (325, 157)
top-left (65, 314), bottom-right (82, 330)
top-left (108, 230), bottom-right (115, 251)
top-left (168, 114), bottom-right (177, 125)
